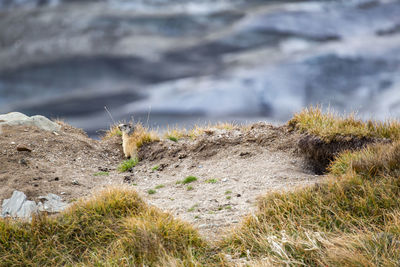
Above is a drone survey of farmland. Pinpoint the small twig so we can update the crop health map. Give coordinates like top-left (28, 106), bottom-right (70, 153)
top-left (146, 105), bottom-right (152, 127)
top-left (104, 106), bottom-right (116, 125)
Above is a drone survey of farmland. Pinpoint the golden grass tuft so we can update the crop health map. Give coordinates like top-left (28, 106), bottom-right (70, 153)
top-left (164, 127), bottom-right (187, 142)
top-left (102, 124), bottom-right (122, 139)
top-left (132, 123), bottom-right (159, 148)
top-left (0, 187), bottom-right (223, 266)
top-left (288, 106), bottom-right (400, 141)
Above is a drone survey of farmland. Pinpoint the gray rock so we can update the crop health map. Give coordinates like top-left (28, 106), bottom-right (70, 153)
top-left (0, 112), bottom-right (29, 122)
top-left (1, 190), bottom-right (68, 220)
top-left (17, 201), bottom-right (38, 219)
top-left (0, 112), bottom-right (61, 132)
top-left (37, 193), bottom-right (68, 213)
top-left (1, 190), bottom-right (37, 219)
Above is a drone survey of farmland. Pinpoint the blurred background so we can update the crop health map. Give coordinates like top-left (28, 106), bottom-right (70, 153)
top-left (0, 0), bottom-right (399, 137)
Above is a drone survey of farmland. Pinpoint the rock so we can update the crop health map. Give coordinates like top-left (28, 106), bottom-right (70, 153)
top-left (0, 112), bottom-right (29, 121)
top-left (0, 112), bottom-right (61, 132)
top-left (123, 176), bottom-right (134, 183)
top-left (71, 180), bottom-right (79, 185)
top-left (37, 194), bottom-right (68, 213)
top-left (98, 167), bottom-right (109, 172)
top-left (1, 190), bottom-right (37, 219)
top-left (1, 191), bottom-right (69, 219)
top-left (17, 201), bottom-right (37, 218)
top-left (16, 145), bottom-right (32, 152)
top-left (239, 151), bottom-right (252, 157)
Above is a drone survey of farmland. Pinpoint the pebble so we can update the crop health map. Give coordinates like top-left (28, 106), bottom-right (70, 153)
top-left (71, 180), bottom-right (79, 185)
top-left (16, 145), bottom-right (32, 152)
top-left (222, 178), bottom-right (228, 182)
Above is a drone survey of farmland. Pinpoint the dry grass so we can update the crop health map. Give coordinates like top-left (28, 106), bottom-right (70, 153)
top-left (164, 126), bottom-right (187, 142)
top-left (222, 108), bottom-right (400, 266)
top-left (101, 124), bottom-right (122, 140)
top-left (162, 122), bottom-right (241, 141)
top-left (188, 122), bottom-right (245, 139)
top-left (0, 187), bottom-right (224, 266)
top-left (129, 123), bottom-right (159, 149)
top-left (289, 106), bottom-right (400, 142)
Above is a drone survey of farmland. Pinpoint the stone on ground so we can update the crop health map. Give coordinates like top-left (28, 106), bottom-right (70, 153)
top-left (0, 112), bottom-right (61, 132)
top-left (1, 190), bottom-right (68, 220)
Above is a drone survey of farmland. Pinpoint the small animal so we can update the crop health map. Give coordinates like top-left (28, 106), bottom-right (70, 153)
top-left (118, 123), bottom-right (136, 158)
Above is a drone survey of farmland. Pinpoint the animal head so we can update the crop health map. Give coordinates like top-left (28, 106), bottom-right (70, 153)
top-left (118, 123), bottom-right (135, 135)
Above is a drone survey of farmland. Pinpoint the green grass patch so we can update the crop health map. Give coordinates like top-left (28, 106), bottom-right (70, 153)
top-left (93, 171), bottom-right (109, 176)
top-left (205, 178), bottom-right (218, 184)
top-left (188, 204), bottom-right (199, 212)
top-left (117, 158), bottom-right (139, 172)
top-left (186, 186), bottom-right (194, 191)
top-left (147, 189), bottom-right (156, 195)
top-left (93, 172), bottom-right (110, 176)
top-left (225, 190), bottom-right (232, 195)
top-left (154, 184), bottom-right (165, 189)
top-left (182, 176), bottom-right (198, 184)
top-left (151, 165), bottom-right (160, 171)
top-left (167, 136), bottom-right (178, 142)
top-left (226, 196), bottom-right (231, 200)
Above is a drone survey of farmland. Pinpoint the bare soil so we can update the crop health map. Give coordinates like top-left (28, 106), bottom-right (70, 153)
top-left (0, 122), bottom-right (322, 239)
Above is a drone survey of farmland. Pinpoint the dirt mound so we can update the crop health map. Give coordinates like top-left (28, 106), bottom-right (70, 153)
top-left (0, 121), bottom-right (322, 238)
top-left (139, 123), bottom-right (300, 162)
top-left (0, 122), bottom-right (123, 203)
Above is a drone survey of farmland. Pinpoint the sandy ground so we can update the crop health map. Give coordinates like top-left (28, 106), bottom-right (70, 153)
top-left (0, 122), bottom-right (322, 239)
